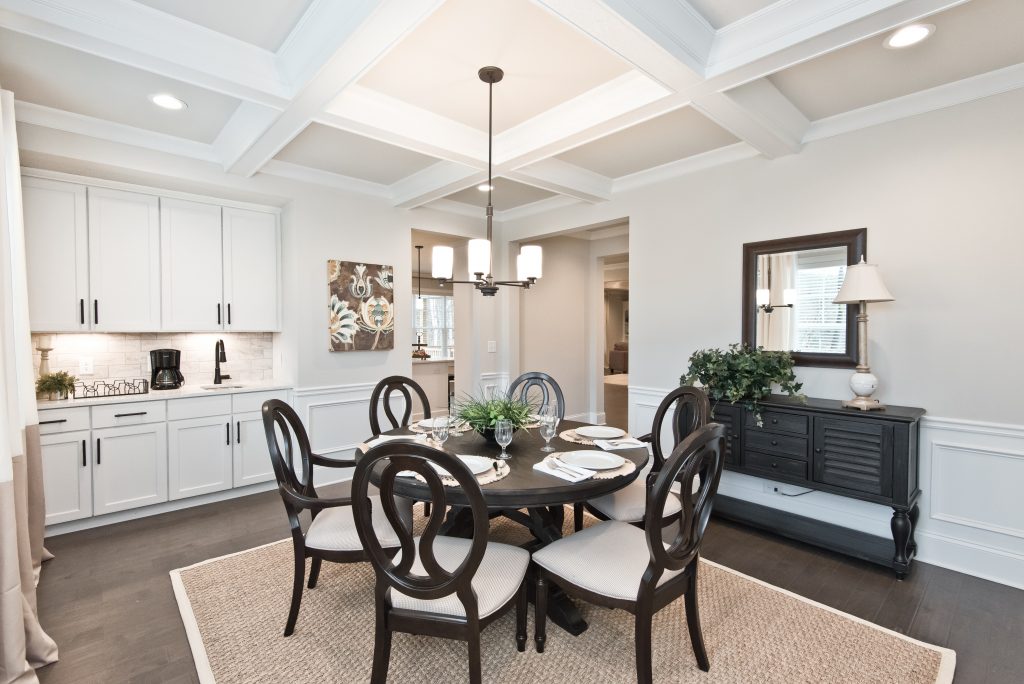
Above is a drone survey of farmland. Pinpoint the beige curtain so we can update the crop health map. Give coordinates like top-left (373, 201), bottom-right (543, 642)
top-left (0, 89), bottom-right (58, 684)
top-left (755, 253), bottom-right (796, 351)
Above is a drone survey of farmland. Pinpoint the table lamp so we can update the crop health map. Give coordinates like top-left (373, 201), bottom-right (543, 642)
top-left (833, 257), bottom-right (894, 410)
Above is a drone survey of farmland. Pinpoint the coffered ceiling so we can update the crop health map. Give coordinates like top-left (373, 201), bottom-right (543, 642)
top-left (0, 0), bottom-right (1019, 219)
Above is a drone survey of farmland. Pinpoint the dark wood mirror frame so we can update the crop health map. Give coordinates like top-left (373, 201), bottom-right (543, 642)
top-left (741, 228), bottom-right (866, 368)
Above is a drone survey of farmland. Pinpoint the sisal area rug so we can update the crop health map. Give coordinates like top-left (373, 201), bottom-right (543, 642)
top-left (171, 511), bottom-right (955, 684)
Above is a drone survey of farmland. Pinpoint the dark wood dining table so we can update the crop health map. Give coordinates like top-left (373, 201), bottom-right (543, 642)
top-left (362, 420), bottom-right (649, 635)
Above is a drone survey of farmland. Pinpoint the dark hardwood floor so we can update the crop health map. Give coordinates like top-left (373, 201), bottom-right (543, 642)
top-left (36, 489), bottom-right (1024, 683)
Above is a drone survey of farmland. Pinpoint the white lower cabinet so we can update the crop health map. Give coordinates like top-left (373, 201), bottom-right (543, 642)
top-left (40, 430), bottom-right (92, 525)
top-left (168, 415), bottom-right (234, 500)
top-left (232, 411), bottom-right (275, 487)
top-left (92, 423), bottom-right (168, 515)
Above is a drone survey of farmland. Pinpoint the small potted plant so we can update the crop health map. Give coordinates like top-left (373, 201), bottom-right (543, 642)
top-left (36, 370), bottom-right (78, 401)
top-left (681, 343), bottom-right (803, 426)
top-left (456, 392), bottom-right (534, 444)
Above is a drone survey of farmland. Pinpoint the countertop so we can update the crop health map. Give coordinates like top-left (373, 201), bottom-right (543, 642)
top-left (36, 382), bottom-right (293, 409)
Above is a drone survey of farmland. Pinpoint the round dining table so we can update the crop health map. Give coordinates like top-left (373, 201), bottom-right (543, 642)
top-left (363, 420), bottom-right (649, 635)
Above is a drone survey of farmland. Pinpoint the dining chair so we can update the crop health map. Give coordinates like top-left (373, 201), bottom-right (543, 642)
top-left (369, 375), bottom-right (432, 435)
top-left (508, 371), bottom-right (565, 418)
top-left (533, 423), bottom-right (726, 682)
top-left (352, 441), bottom-right (531, 684)
top-left (574, 386), bottom-right (710, 531)
top-left (262, 399), bottom-right (407, 637)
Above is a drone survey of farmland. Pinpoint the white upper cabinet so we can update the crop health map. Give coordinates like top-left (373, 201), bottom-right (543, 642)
top-left (223, 207), bottom-right (280, 331)
top-left (87, 188), bottom-right (161, 331)
top-left (23, 178), bottom-right (89, 332)
top-left (161, 199), bottom-right (224, 331)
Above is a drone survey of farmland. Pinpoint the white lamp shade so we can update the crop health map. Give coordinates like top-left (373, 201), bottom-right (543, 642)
top-left (431, 246), bottom-right (454, 279)
top-left (467, 238), bottom-right (491, 278)
top-left (516, 254), bottom-right (527, 281)
top-left (756, 288), bottom-right (770, 307)
top-left (834, 258), bottom-right (895, 303)
top-left (519, 245), bottom-right (542, 279)
top-left (783, 288), bottom-right (797, 306)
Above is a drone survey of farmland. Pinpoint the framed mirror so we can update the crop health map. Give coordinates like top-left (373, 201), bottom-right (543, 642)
top-left (741, 228), bottom-right (866, 368)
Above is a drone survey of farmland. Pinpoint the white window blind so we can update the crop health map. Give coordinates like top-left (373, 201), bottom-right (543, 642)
top-left (413, 294), bottom-right (454, 359)
top-left (793, 253), bottom-right (847, 354)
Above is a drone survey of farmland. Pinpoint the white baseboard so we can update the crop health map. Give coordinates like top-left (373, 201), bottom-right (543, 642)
top-left (629, 386), bottom-right (1024, 589)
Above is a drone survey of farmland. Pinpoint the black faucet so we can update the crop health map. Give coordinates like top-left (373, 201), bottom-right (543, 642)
top-left (214, 339), bottom-right (229, 384)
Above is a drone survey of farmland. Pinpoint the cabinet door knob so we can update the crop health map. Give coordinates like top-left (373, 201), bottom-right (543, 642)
top-left (815, 448), bottom-right (821, 453)
top-left (770, 440), bottom-right (778, 446)
top-left (771, 462), bottom-right (778, 468)
top-left (771, 418), bottom-right (778, 425)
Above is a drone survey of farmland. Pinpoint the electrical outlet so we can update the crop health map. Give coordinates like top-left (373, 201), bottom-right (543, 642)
top-left (487, 340), bottom-right (497, 353)
top-left (79, 357), bottom-right (94, 375)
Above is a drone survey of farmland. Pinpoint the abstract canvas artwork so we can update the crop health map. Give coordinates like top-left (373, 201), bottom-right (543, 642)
top-left (327, 260), bottom-right (394, 351)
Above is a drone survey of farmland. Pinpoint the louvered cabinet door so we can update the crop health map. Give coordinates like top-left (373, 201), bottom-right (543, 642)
top-left (812, 416), bottom-right (893, 498)
top-left (711, 403), bottom-right (743, 467)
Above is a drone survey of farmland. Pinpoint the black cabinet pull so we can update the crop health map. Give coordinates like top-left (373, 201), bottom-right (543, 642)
top-left (226, 423), bottom-right (230, 446)
top-left (39, 419), bottom-right (68, 425)
top-left (79, 299), bottom-right (85, 325)
top-left (82, 439), bottom-right (86, 467)
top-left (93, 299), bottom-right (99, 325)
top-left (114, 411), bottom-right (147, 418)
top-left (236, 421), bottom-right (241, 444)
top-left (217, 303), bottom-right (222, 325)
top-left (227, 303), bottom-right (232, 325)
top-left (96, 438), bottom-right (101, 465)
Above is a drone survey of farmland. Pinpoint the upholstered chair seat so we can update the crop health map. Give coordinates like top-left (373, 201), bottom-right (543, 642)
top-left (585, 460), bottom-right (685, 523)
top-left (305, 495), bottom-right (403, 552)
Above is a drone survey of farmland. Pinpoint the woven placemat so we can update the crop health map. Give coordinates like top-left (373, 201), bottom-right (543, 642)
top-left (545, 453), bottom-right (636, 480)
top-left (559, 428), bottom-right (596, 445)
top-left (407, 458), bottom-right (510, 487)
top-left (408, 422), bottom-right (471, 436)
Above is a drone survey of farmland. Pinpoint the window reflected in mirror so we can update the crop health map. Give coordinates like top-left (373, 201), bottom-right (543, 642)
top-left (756, 246), bottom-right (848, 355)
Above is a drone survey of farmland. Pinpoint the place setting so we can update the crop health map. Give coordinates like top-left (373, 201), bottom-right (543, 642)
top-left (558, 424), bottom-right (645, 450)
top-left (534, 448), bottom-right (636, 482)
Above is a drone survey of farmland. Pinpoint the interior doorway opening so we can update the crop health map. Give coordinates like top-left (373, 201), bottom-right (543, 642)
top-left (602, 254), bottom-right (629, 430)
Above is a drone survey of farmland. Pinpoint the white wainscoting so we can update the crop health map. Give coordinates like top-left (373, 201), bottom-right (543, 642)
top-left (629, 386), bottom-right (1024, 590)
top-left (479, 372), bottom-right (511, 399)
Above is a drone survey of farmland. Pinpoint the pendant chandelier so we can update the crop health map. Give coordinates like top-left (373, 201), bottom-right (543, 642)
top-left (431, 66), bottom-right (542, 296)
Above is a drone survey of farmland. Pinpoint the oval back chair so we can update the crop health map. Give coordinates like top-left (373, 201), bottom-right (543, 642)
top-left (369, 375), bottom-right (431, 436)
top-left (508, 371), bottom-right (564, 418)
top-left (352, 441), bottom-right (530, 683)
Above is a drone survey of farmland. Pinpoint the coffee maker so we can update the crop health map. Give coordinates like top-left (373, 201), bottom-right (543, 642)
top-left (150, 349), bottom-right (184, 390)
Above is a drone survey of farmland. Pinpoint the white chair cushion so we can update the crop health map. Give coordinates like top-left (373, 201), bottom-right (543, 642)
top-left (305, 495), bottom-right (403, 552)
top-left (587, 476), bottom-right (683, 523)
top-left (390, 536), bottom-right (530, 619)
top-left (532, 521), bottom-right (683, 602)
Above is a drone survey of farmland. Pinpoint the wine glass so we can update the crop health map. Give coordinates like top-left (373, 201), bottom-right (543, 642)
top-left (495, 419), bottom-right (513, 460)
top-left (431, 416), bottom-right (450, 449)
top-left (539, 414), bottom-right (557, 452)
top-left (540, 404), bottom-right (560, 431)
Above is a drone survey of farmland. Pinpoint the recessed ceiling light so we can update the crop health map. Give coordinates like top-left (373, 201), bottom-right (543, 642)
top-left (477, 183), bottom-right (493, 192)
top-left (883, 23), bottom-right (935, 49)
top-left (150, 93), bottom-right (187, 110)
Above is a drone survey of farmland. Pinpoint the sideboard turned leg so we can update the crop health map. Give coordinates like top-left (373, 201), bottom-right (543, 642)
top-left (891, 508), bottom-right (912, 579)
top-left (907, 504), bottom-right (920, 555)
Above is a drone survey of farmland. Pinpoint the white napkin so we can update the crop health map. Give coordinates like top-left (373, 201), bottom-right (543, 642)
top-left (594, 437), bottom-right (646, 451)
top-left (533, 458), bottom-right (593, 482)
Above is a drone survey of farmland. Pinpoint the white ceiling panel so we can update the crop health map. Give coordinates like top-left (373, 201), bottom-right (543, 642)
top-left (0, 28), bottom-right (240, 143)
top-left (768, 0), bottom-right (1024, 121)
top-left (358, 0), bottom-right (631, 133)
top-left (687, 0), bottom-right (779, 29)
top-left (274, 123), bottom-right (440, 184)
top-left (132, 0), bottom-right (313, 51)
top-left (556, 107), bottom-right (739, 178)
top-left (445, 178), bottom-right (556, 210)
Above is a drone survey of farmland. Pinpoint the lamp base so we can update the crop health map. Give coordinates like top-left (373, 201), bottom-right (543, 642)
top-left (842, 396), bottom-right (886, 411)
top-left (843, 370), bottom-right (885, 411)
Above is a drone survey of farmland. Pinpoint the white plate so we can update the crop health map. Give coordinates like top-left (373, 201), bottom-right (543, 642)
top-left (429, 455), bottom-right (493, 477)
top-left (574, 425), bottom-right (625, 440)
top-left (417, 417), bottom-right (449, 429)
top-left (559, 450), bottom-right (625, 471)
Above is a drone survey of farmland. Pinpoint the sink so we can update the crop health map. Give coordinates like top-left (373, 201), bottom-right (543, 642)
top-left (199, 384), bottom-right (244, 391)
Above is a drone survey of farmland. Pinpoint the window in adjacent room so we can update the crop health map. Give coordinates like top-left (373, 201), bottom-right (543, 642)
top-left (413, 294), bottom-right (454, 359)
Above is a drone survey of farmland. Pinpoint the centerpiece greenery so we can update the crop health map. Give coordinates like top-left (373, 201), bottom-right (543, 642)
top-left (36, 370), bottom-right (77, 400)
top-left (456, 393), bottom-right (534, 443)
top-left (681, 343), bottom-right (803, 425)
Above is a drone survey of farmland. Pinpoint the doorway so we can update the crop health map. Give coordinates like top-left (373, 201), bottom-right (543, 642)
top-left (602, 254), bottom-right (629, 430)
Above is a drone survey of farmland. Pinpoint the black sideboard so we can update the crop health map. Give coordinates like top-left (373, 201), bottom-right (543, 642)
top-left (709, 395), bottom-right (925, 578)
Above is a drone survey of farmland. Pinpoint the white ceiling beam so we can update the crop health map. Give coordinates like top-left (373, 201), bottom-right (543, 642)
top-left (691, 79), bottom-right (809, 158)
top-left (224, 0), bottom-right (445, 177)
top-left (502, 158), bottom-right (612, 203)
top-left (0, 0), bottom-right (288, 106)
top-left (390, 161), bottom-right (485, 209)
top-left (259, 159), bottom-right (390, 198)
top-left (319, 85), bottom-right (486, 167)
top-left (612, 142), bottom-right (759, 193)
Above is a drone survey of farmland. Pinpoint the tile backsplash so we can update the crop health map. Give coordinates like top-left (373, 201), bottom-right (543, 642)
top-left (31, 333), bottom-right (274, 385)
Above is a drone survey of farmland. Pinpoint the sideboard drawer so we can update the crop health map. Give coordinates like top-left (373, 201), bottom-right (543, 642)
top-left (746, 410), bottom-right (808, 435)
top-left (745, 451), bottom-right (808, 482)
top-left (745, 430), bottom-right (808, 460)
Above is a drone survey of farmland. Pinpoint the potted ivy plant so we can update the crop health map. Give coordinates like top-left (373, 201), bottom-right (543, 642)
top-left (456, 392), bottom-right (534, 444)
top-left (681, 343), bottom-right (804, 425)
top-left (36, 370), bottom-right (78, 401)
